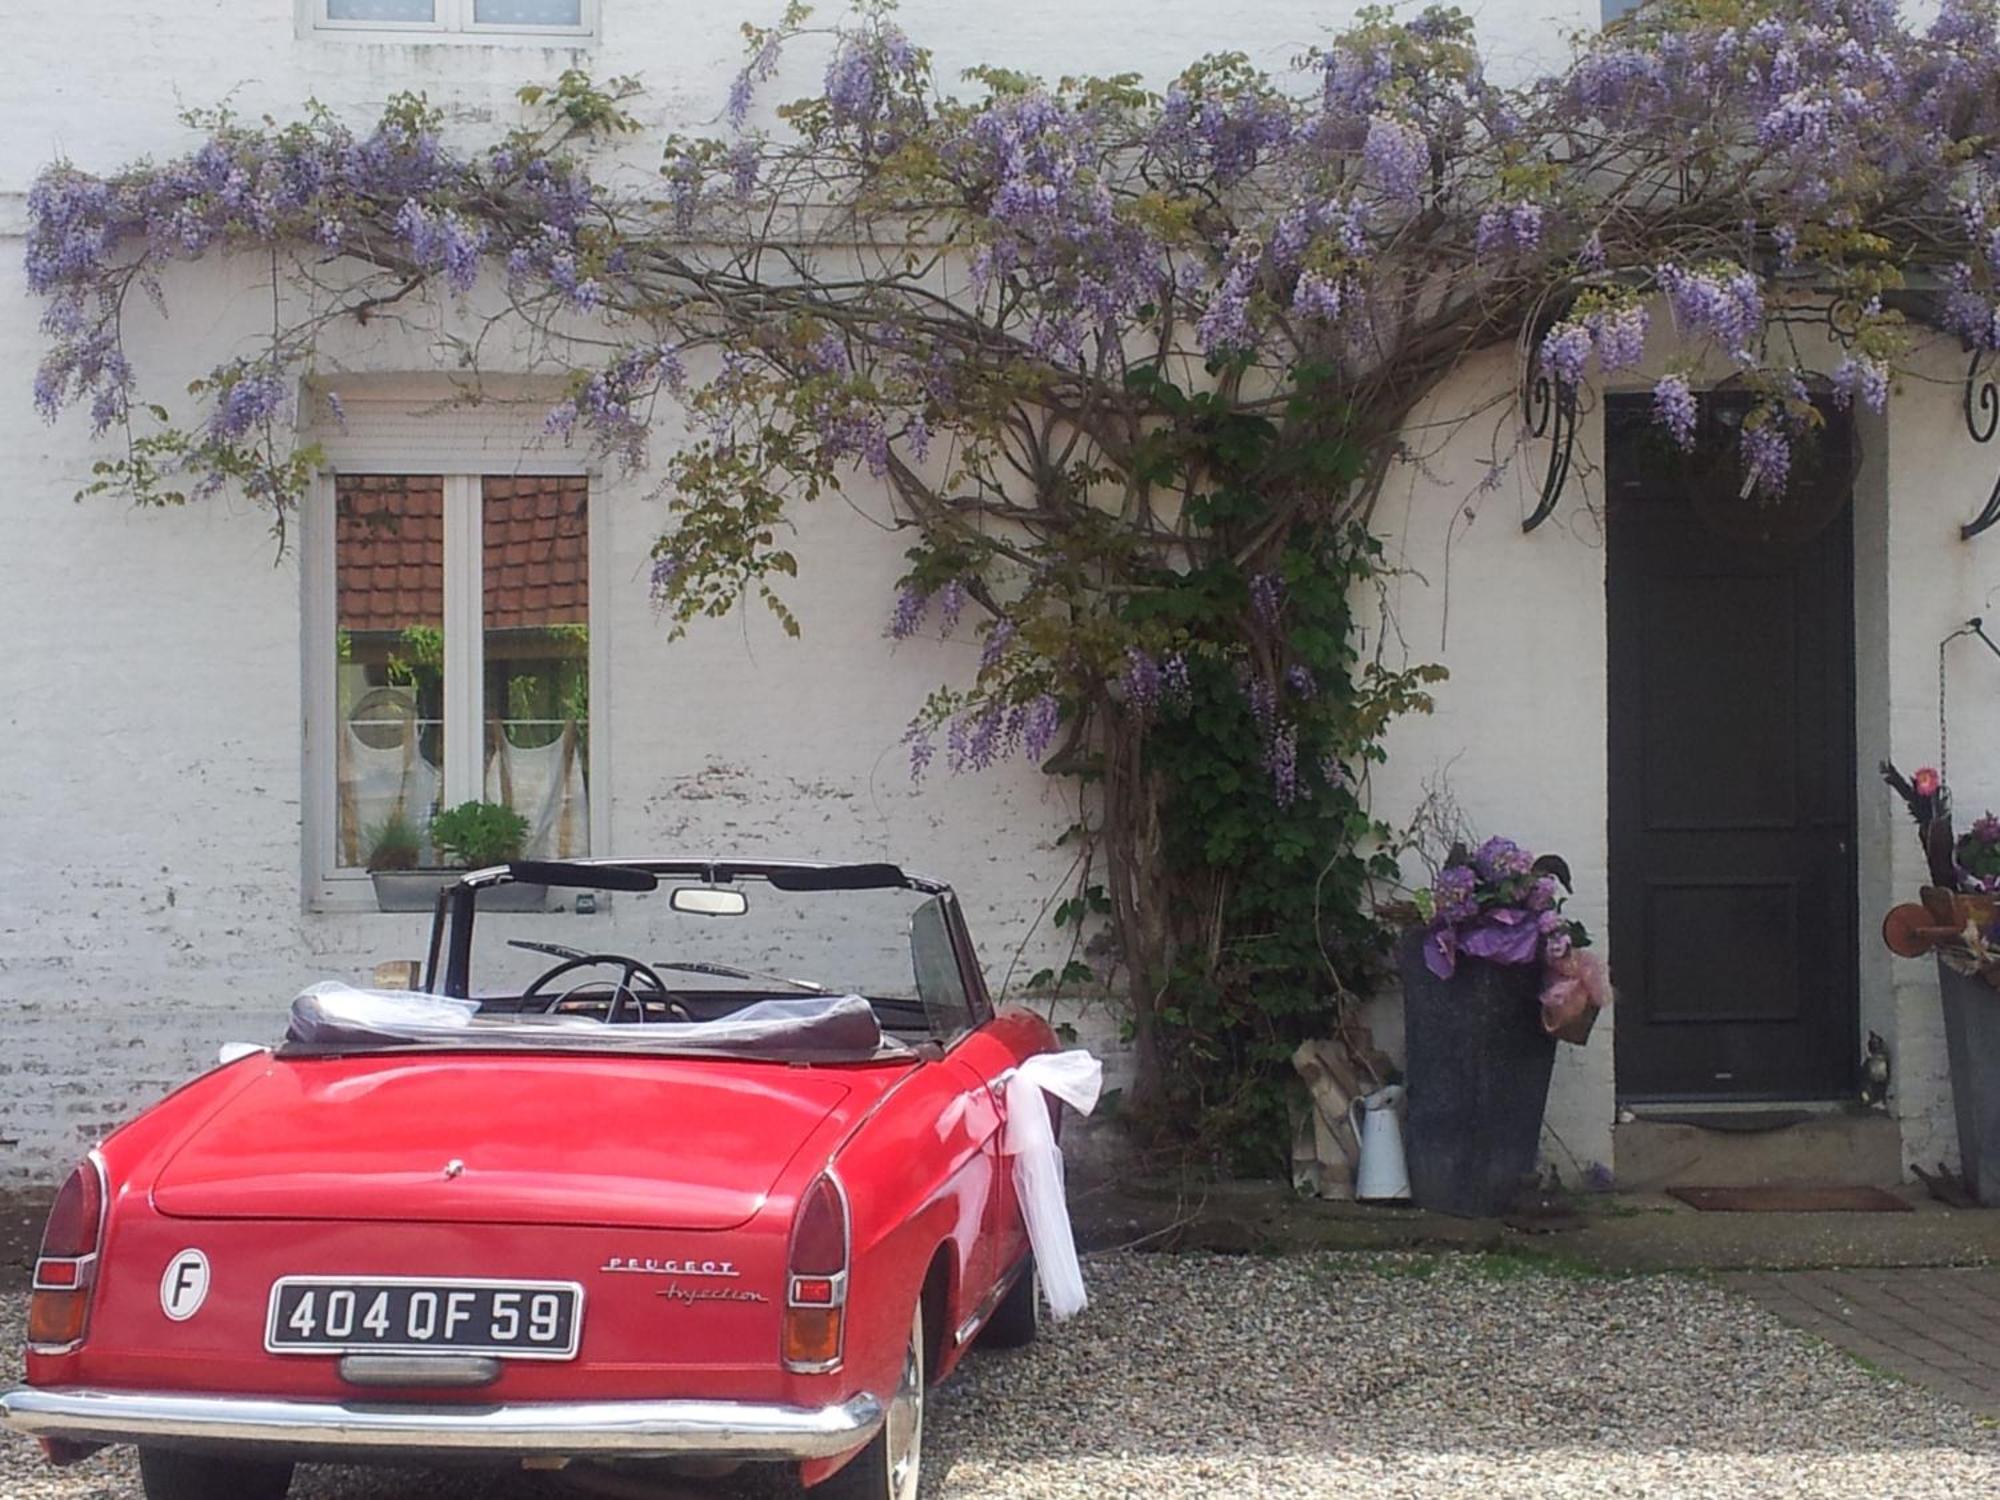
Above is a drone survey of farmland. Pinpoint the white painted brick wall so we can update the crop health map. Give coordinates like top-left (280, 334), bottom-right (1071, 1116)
top-left (0, 0), bottom-right (1979, 1192)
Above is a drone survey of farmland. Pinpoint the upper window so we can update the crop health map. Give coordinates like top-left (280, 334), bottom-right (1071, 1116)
top-left (323, 473), bottom-right (592, 883)
top-left (315, 0), bottom-right (593, 39)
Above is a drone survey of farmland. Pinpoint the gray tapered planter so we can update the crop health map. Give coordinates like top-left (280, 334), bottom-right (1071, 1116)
top-left (1397, 931), bottom-right (1556, 1218)
top-left (1935, 958), bottom-right (2000, 1206)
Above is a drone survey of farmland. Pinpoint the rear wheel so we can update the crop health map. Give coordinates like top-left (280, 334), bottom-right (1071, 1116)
top-left (139, 1449), bottom-right (293, 1500)
top-left (977, 1258), bottom-right (1039, 1350)
top-left (815, 1300), bottom-right (924, 1500)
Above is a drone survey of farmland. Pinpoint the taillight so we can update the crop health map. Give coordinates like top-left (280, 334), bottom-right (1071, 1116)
top-left (28, 1155), bottom-right (106, 1351)
top-left (782, 1172), bottom-right (849, 1372)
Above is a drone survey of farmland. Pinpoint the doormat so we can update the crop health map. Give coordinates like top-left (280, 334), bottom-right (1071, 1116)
top-left (1668, 1185), bottom-right (1913, 1213)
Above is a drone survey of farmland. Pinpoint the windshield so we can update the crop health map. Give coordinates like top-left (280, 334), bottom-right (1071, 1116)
top-left (426, 864), bottom-right (986, 1045)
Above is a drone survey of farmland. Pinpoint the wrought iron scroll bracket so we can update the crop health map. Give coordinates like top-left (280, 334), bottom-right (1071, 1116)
top-left (1960, 348), bottom-right (2000, 540)
top-left (1521, 372), bottom-right (1579, 535)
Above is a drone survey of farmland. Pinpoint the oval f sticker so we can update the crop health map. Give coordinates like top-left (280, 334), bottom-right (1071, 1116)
top-left (160, 1249), bottom-right (210, 1321)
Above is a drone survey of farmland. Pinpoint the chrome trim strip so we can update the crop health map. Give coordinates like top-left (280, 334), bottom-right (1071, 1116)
top-left (781, 1168), bottom-right (851, 1375)
top-left (952, 1252), bottom-right (1030, 1349)
top-left (25, 1152), bottom-right (109, 1358)
top-left (0, 1387), bottom-right (884, 1461)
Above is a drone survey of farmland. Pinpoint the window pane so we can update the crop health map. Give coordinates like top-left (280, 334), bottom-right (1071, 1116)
top-left (326, 0), bottom-right (437, 21)
top-left (473, 0), bottom-right (582, 25)
top-left (335, 476), bottom-right (445, 871)
top-left (483, 476), bottom-right (589, 858)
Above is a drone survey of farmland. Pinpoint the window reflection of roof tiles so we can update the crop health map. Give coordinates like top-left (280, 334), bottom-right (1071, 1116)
top-left (335, 474), bottom-right (587, 633)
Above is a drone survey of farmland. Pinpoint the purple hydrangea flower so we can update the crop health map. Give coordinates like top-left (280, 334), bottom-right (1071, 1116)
top-left (1474, 836), bottom-right (1534, 879)
top-left (1434, 864), bottom-right (1479, 923)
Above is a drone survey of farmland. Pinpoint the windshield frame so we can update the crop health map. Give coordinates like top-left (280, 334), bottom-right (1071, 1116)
top-left (419, 858), bottom-right (993, 1038)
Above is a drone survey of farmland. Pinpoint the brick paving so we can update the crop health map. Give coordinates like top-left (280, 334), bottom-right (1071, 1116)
top-left (1723, 1267), bottom-right (2000, 1417)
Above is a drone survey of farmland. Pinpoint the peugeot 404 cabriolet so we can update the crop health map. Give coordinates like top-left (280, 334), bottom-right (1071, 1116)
top-left (2, 858), bottom-right (1061, 1500)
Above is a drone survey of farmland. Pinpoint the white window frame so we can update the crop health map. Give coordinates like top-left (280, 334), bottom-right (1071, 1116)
top-left (302, 466), bottom-right (609, 913)
top-left (306, 0), bottom-right (597, 44)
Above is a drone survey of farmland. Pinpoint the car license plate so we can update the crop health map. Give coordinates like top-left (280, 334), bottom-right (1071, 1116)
top-left (265, 1277), bottom-right (583, 1360)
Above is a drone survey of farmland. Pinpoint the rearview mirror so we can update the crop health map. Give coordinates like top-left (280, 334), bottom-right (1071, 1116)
top-left (670, 886), bottom-right (749, 917)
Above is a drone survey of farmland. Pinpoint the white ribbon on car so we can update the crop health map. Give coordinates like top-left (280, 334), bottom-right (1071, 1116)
top-left (999, 1050), bottom-right (1103, 1322)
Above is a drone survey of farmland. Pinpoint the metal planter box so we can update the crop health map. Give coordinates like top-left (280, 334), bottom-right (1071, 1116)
top-left (1397, 931), bottom-right (1556, 1218)
top-left (1935, 957), bottom-right (2000, 1206)
top-left (370, 870), bottom-right (549, 914)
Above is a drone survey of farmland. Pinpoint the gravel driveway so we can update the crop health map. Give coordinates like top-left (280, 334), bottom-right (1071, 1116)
top-left (5, 1252), bottom-right (1997, 1499)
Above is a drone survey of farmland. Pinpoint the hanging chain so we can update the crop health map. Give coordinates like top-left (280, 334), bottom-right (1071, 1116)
top-left (1942, 632), bottom-right (1952, 789)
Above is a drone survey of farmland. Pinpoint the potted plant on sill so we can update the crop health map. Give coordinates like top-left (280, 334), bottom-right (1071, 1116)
top-left (1388, 838), bottom-right (1610, 1218)
top-left (1880, 762), bottom-right (2000, 1205)
top-left (366, 800), bottom-right (545, 913)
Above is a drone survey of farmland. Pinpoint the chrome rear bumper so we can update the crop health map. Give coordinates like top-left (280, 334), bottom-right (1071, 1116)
top-left (0, 1385), bottom-right (882, 1462)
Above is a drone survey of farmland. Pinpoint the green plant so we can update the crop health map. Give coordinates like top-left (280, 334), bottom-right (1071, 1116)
top-left (364, 811), bottom-right (424, 873)
top-left (429, 800), bottom-right (530, 869)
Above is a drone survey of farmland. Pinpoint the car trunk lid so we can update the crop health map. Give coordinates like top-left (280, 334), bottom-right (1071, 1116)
top-left (152, 1053), bottom-right (871, 1231)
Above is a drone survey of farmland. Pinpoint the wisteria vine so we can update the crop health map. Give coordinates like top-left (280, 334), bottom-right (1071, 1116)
top-left (29, 0), bottom-right (2000, 1145)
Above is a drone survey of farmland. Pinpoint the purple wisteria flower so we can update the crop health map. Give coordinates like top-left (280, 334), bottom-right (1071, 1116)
top-left (890, 585), bottom-right (929, 640)
top-left (1265, 721), bottom-right (1300, 806)
top-left (1249, 572), bottom-right (1284, 623)
top-left (648, 552), bottom-right (682, 600)
top-left (905, 725), bottom-right (936, 780)
top-left (1022, 693), bottom-right (1062, 760)
top-left (936, 578), bottom-right (966, 633)
top-left (1654, 373), bottom-right (1698, 448)
top-left (1742, 418), bottom-right (1792, 495)
top-left (1120, 647), bottom-right (1162, 712)
top-left (1832, 353), bottom-right (1890, 411)
top-left (1659, 262), bottom-right (1764, 363)
top-left (1362, 116), bottom-right (1428, 206)
top-left (209, 367), bottom-right (288, 441)
top-left (1539, 323), bottom-right (1592, 388)
top-left (979, 617), bottom-right (1016, 671)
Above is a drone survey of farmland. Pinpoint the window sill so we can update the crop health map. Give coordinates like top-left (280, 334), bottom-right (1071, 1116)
top-left (309, 26), bottom-right (595, 47)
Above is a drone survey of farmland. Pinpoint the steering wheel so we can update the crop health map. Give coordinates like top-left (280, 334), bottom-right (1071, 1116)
top-left (520, 954), bottom-right (692, 1024)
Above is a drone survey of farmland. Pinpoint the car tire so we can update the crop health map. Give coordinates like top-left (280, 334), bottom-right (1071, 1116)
top-left (138, 1449), bottom-right (294, 1500)
top-left (815, 1300), bottom-right (925, 1500)
top-left (977, 1258), bottom-right (1038, 1350)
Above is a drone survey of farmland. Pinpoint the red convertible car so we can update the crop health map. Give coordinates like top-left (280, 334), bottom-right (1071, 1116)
top-left (2, 859), bottom-right (1061, 1500)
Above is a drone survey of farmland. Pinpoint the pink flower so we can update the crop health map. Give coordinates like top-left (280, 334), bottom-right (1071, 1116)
top-left (1914, 767), bottom-right (1942, 798)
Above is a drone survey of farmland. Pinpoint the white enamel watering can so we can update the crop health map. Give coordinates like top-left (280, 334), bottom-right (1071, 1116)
top-left (1350, 1084), bottom-right (1412, 1202)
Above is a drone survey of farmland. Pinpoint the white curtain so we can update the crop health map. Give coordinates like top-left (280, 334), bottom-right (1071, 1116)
top-left (486, 720), bottom-right (588, 858)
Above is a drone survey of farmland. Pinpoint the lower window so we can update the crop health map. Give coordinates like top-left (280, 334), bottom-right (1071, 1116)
top-left (325, 472), bottom-right (592, 881)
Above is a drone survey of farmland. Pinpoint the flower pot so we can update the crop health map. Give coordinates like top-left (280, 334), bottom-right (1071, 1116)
top-left (369, 870), bottom-right (548, 914)
top-left (1935, 956), bottom-right (2000, 1206)
top-left (1396, 930), bottom-right (1557, 1218)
